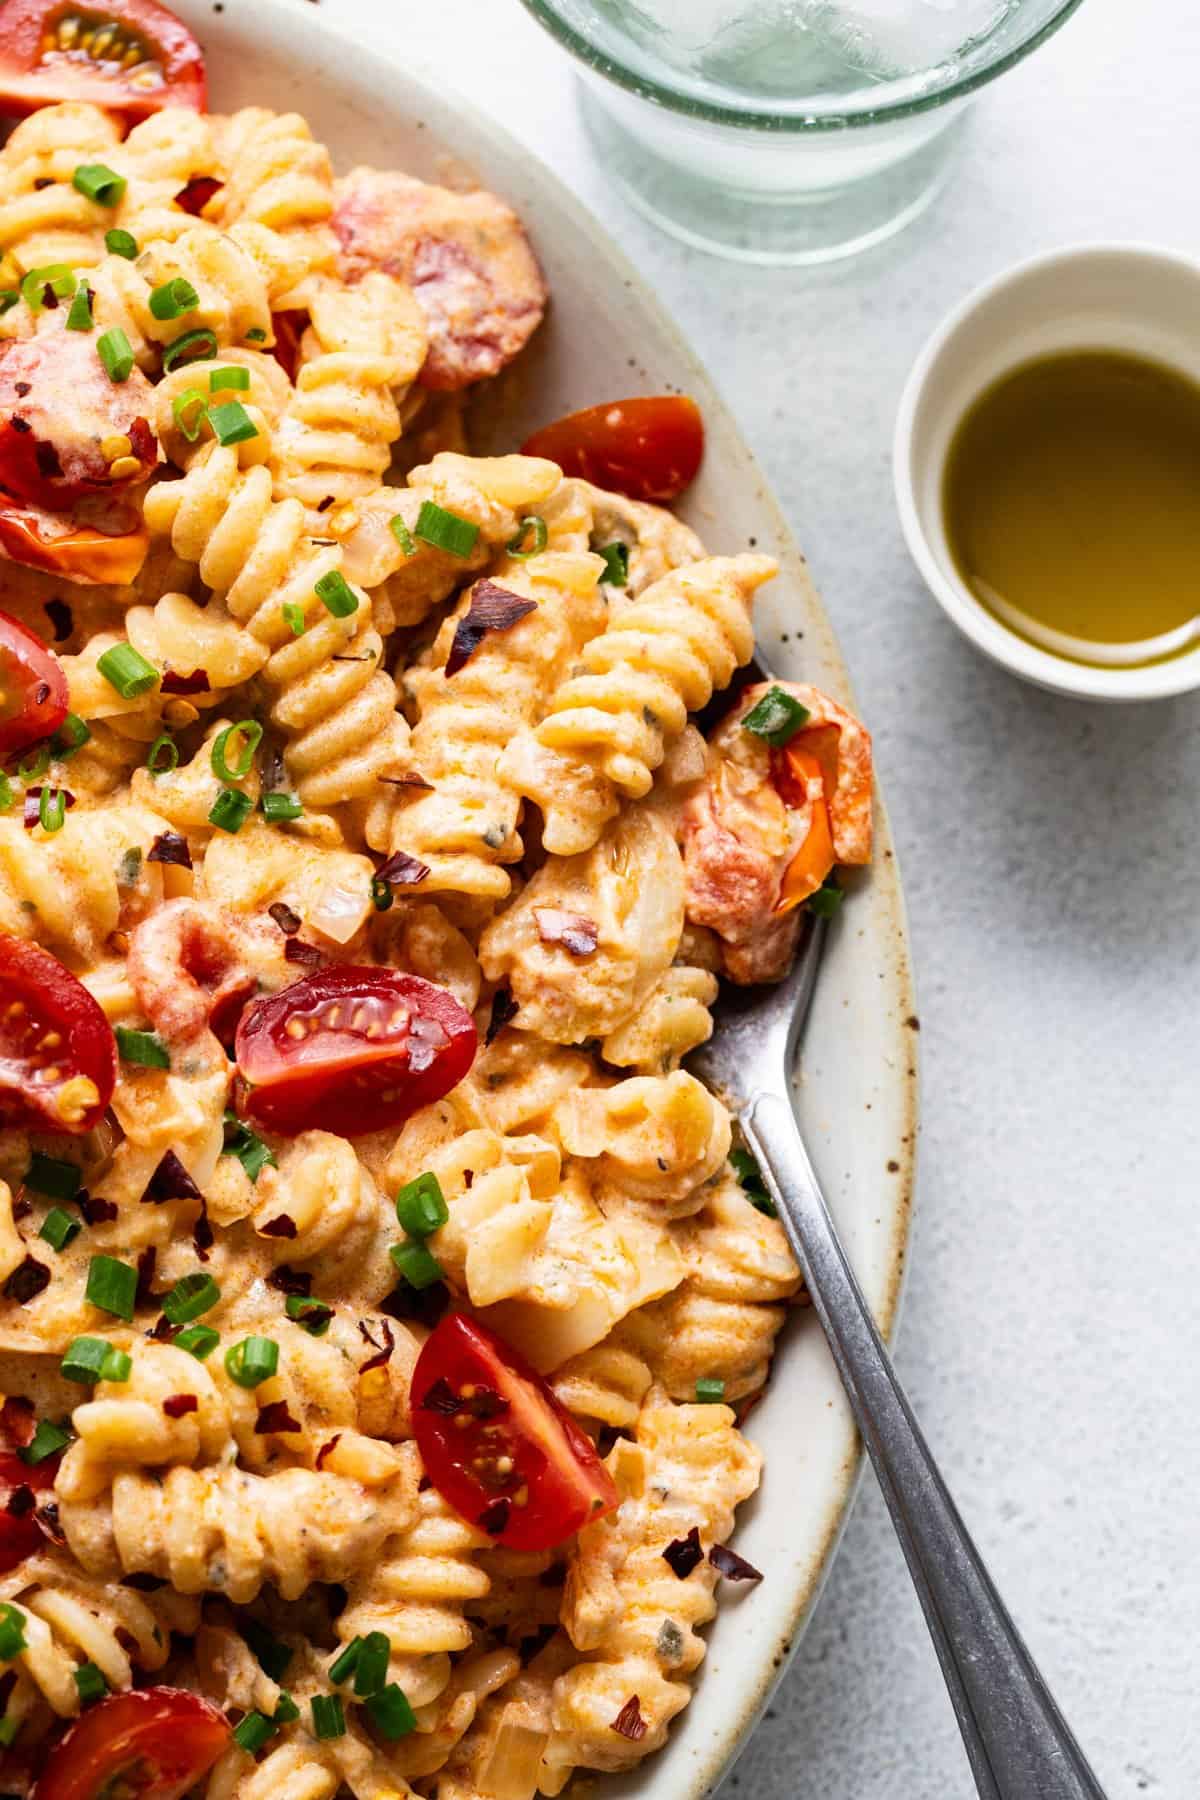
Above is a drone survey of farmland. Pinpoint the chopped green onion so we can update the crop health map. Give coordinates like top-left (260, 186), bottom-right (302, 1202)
top-left (162, 327), bottom-right (218, 373)
top-left (20, 1419), bottom-right (71, 1465)
top-left (364, 1684), bottom-right (416, 1740)
top-left (314, 569), bottom-right (358, 618)
top-left (807, 879), bottom-right (843, 918)
top-left (210, 365), bottom-right (250, 393)
top-left (73, 162), bottom-right (126, 206)
top-left (211, 720), bottom-right (262, 783)
top-left (415, 500), bottom-right (479, 559)
top-left (394, 1172), bottom-right (448, 1239)
top-left (598, 541), bottom-right (629, 586)
top-left (100, 1348), bottom-right (131, 1382)
top-left (273, 1692), bottom-right (300, 1724)
top-left (0, 774), bottom-right (11, 812)
top-left (245, 327), bottom-right (267, 343)
top-left (224, 1335), bottom-right (279, 1389)
top-left (85, 1254), bottom-right (137, 1322)
top-left (0, 1712), bottom-right (18, 1746)
top-left (0, 290), bottom-right (19, 314)
top-left (26, 1151), bottom-right (81, 1200)
top-left (97, 642), bottom-right (157, 698)
top-left (209, 787), bottom-right (253, 834)
top-left (105, 227), bottom-right (138, 259)
top-left (65, 282), bottom-right (94, 332)
top-left (149, 276), bottom-right (199, 321)
top-left (506, 515), bottom-right (547, 560)
top-left (285, 1295), bottom-right (332, 1336)
top-left (207, 398), bottom-right (258, 446)
top-left (233, 1712), bottom-right (275, 1754)
top-left (370, 877), bottom-right (393, 913)
top-left (38, 787), bottom-right (66, 833)
top-left (222, 1111), bottom-right (276, 1182)
top-left (741, 686), bottom-right (811, 747)
top-left (116, 846), bottom-right (141, 891)
top-left (17, 744), bottom-right (50, 781)
top-left (39, 1207), bottom-right (80, 1252)
top-left (115, 1026), bottom-right (170, 1070)
top-left (694, 1377), bottom-right (726, 1404)
top-left (730, 1146), bottom-right (775, 1218)
top-left (242, 1619), bottom-right (293, 1684)
top-left (352, 1632), bottom-right (390, 1699)
top-left (61, 1337), bottom-right (113, 1385)
top-left (171, 387), bottom-right (207, 443)
top-left (162, 1273), bottom-right (221, 1325)
top-left (328, 1637), bottom-right (363, 1685)
top-left (281, 601), bottom-right (306, 637)
top-left (389, 1239), bottom-right (443, 1290)
top-left (146, 733), bottom-right (178, 776)
top-left (0, 1604), bottom-right (26, 1660)
top-left (53, 713), bottom-right (90, 758)
top-left (174, 1324), bottom-right (220, 1360)
top-left (261, 791), bottom-right (302, 823)
top-left (97, 326), bottom-right (134, 383)
top-left (310, 1694), bottom-right (345, 1741)
top-left (389, 515), bottom-right (415, 557)
top-left (72, 1662), bottom-right (108, 1706)
top-left (21, 265), bottom-right (75, 312)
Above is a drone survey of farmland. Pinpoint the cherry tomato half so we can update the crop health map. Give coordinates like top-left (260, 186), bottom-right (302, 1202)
top-left (0, 1), bottom-right (206, 119)
top-left (0, 935), bottom-right (117, 1135)
top-left (234, 965), bottom-right (477, 1138)
top-left (0, 498), bottom-right (149, 586)
top-left (0, 327), bottom-right (159, 511)
top-left (412, 1313), bottom-right (619, 1552)
top-left (521, 395), bottom-right (704, 503)
top-left (32, 1688), bottom-right (230, 1800)
top-left (0, 609), bottom-right (67, 754)
top-left (0, 1448), bottom-right (59, 1574)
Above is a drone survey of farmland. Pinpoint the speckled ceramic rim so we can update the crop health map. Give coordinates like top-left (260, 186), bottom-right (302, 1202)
top-left (174, 3), bottom-right (919, 1791)
top-left (893, 241), bottom-right (1200, 702)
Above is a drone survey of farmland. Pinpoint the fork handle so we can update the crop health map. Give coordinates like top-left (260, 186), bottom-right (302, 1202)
top-left (742, 1090), bottom-right (1108, 1800)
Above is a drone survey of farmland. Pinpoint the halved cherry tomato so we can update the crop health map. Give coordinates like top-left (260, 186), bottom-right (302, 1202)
top-left (0, 935), bottom-right (117, 1135)
top-left (32, 1688), bottom-right (231, 1800)
top-left (412, 1313), bottom-right (619, 1552)
top-left (772, 744), bottom-right (836, 911)
top-left (0, 327), bottom-right (159, 510)
top-left (0, 498), bottom-right (148, 586)
top-left (0, 1), bottom-right (206, 120)
top-left (234, 965), bottom-right (477, 1138)
top-left (0, 1447), bottom-right (59, 1574)
top-left (0, 609), bottom-right (67, 754)
top-left (521, 395), bottom-right (704, 503)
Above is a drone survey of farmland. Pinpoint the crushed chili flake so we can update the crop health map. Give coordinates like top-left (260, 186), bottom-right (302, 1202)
top-left (315, 1434), bottom-right (341, 1471)
top-left (255, 1401), bottom-right (301, 1435)
top-left (662, 1527), bottom-right (704, 1580)
top-left (357, 1317), bottom-right (394, 1374)
top-left (283, 937), bottom-right (322, 968)
top-left (378, 769), bottom-right (433, 792)
top-left (268, 901), bottom-right (302, 935)
top-left (420, 1377), bottom-right (460, 1416)
top-left (4, 1257), bottom-right (50, 1304)
top-left (79, 1192), bottom-right (118, 1226)
top-left (193, 1195), bottom-right (213, 1261)
top-left (5, 1485), bottom-right (33, 1518)
top-left (708, 1543), bottom-right (763, 1583)
top-left (176, 174), bottom-right (222, 215)
top-left (162, 1393), bottom-right (198, 1419)
top-left (534, 907), bottom-right (599, 958)
top-left (134, 1246), bottom-right (158, 1309)
top-left (0, 1397), bottom-right (34, 1446)
top-left (35, 1499), bottom-right (65, 1546)
top-left (44, 598), bottom-right (72, 642)
top-left (379, 1279), bottom-right (448, 1328)
top-left (147, 831), bottom-right (192, 870)
top-left (259, 1213), bottom-right (297, 1240)
top-left (611, 1696), bottom-right (648, 1741)
top-left (267, 1264), bottom-right (311, 1298)
top-left (375, 848), bottom-right (431, 889)
top-left (445, 580), bottom-right (538, 678)
top-left (486, 986), bottom-right (518, 1045)
top-left (478, 1496), bottom-right (511, 1536)
top-left (160, 668), bottom-right (210, 696)
top-left (148, 1314), bottom-right (177, 1343)
top-left (143, 1149), bottom-right (202, 1204)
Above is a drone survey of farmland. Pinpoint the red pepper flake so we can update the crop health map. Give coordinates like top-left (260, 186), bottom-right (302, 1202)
top-left (160, 668), bottom-right (210, 696)
top-left (44, 598), bottom-right (72, 642)
top-left (128, 417), bottom-right (155, 465)
top-left (193, 1194), bottom-right (213, 1261)
top-left (162, 1394), bottom-right (198, 1419)
top-left (533, 908), bottom-right (599, 958)
top-left (662, 1526), bottom-right (704, 1579)
top-left (478, 1496), bottom-right (511, 1536)
top-left (23, 786), bottom-right (74, 829)
top-left (176, 175), bottom-right (222, 215)
top-left (486, 986), bottom-right (517, 1045)
top-left (357, 1317), bottom-right (394, 1374)
top-left (315, 1434), bottom-right (341, 1471)
top-left (148, 1314), bottom-right (177, 1343)
top-left (79, 1192), bottom-right (118, 1225)
top-left (267, 1264), bottom-right (311, 1298)
top-left (259, 1213), bottom-right (297, 1240)
top-left (377, 770), bottom-right (433, 792)
top-left (420, 1377), bottom-right (460, 1416)
top-left (0, 1397), bottom-right (34, 1446)
top-left (5, 1485), bottom-right (33, 1518)
top-left (375, 848), bottom-right (431, 891)
top-left (268, 901), bottom-right (301, 935)
top-left (283, 938), bottom-right (322, 968)
top-left (134, 1246), bottom-right (158, 1309)
top-left (611, 1696), bottom-right (648, 1741)
top-left (3, 1257), bottom-right (49, 1304)
top-left (445, 580), bottom-right (538, 678)
top-left (143, 1149), bottom-right (202, 1204)
top-left (255, 1400), bottom-right (301, 1435)
top-left (147, 831), bottom-right (192, 870)
top-left (708, 1542), bottom-right (763, 1583)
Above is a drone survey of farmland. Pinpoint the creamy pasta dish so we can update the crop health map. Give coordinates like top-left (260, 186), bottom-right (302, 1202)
top-left (0, 5), bottom-right (873, 1797)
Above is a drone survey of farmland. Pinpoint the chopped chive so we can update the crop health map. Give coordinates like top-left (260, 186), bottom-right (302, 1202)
top-left (100, 1347), bottom-right (131, 1382)
top-left (85, 1255), bottom-right (137, 1322)
top-left (351, 1632), bottom-right (390, 1699)
top-left (598, 541), bottom-right (629, 586)
top-left (309, 1695), bottom-right (345, 1741)
top-left (26, 1151), bottom-right (81, 1200)
top-left (242, 1619), bottom-right (293, 1684)
top-left (211, 720), bottom-right (262, 783)
top-left (222, 1111), bottom-right (276, 1182)
top-left (389, 515), bottom-right (415, 557)
top-left (394, 1172), bottom-right (448, 1239)
top-left (115, 1026), bottom-right (170, 1069)
top-left (0, 1604), bottom-right (26, 1659)
top-left (97, 642), bottom-right (156, 698)
top-left (807, 878), bottom-right (843, 918)
top-left (328, 1637), bottom-right (362, 1685)
top-left (224, 1335), bottom-right (279, 1389)
top-left (53, 713), bottom-right (90, 757)
top-left (210, 365), bottom-right (250, 393)
top-left (370, 877), bottom-right (393, 913)
top-left (162, 327), bottom-right (217, 373)
top-left (72, 1662), bottom-right (108, 1706)
top-left (61, 1337), bottom-right (113, 1385)
top-left (233, 1711), bottom-right (275, 1753)
top-left (146, 733), bottom-right (178, 776)
top-left (389, 1239), bottom-right (443, 1290)
top-left (741, 686), bottom-right (811, 747)
top-left (364, 1683), bottom-right (416, 1739)
top-left (20, 1419), bottom-right (71, 1465)
top-left (162, 1272), bottom-right (221, 1325)
top-left (174, 1323), bottom-right (220, 1360)
top-left (261, 791), bottom-right (302, 823)
top-left (208, 787), bottom-right (253, 834)
top-left (105, 227), bottom-right (138, 259)
top-left (38, 787), bottom-right (66, 834)
top-left (39, 1207), bottom-right (80, 1251)
top-left (148, 276), bottom-right (199, 321)
top-left (73, 162), bottom-right (126, 206)
top-left (245, 327), bottom-right (267, 343)
top-left (65, 282), bottom-right (94, 332)
top-left (21, 265), bottom-right (75, 312)
top-left (314, 570), bottom-right (358, 619)
top-left (730, 1146), bottom-right (775, 1218)
top-left (207, 398), bottom-right (258, 446)
top-left (506, 515), bottom-right (547, 560)
top-left (117, 845), bottom-right (142, 888)
top-left (414, 500), bottom-right (479, 559)
top-left (0, 290), bottom-right (19, 314)
top-left (281, 601), bottom-right (306, 637)
top-left (695, 1377), bottom-right (726, 1403)
top-left (171, 386), bottom-right (207, 443)
top-left (284, 1295), bottom-right (332, 1336)
top-left (17, 744), bottom-right (50, 782)
top-left (97, 326), bottom-right (134, 383)
top-left (0, 774), bottom-right (11, 812)
top-left (273, 1692), bottom-right (299, 1724)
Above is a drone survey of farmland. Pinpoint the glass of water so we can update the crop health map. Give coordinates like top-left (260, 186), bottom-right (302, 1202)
top-left (518, 0), bottom-right (1085, 264)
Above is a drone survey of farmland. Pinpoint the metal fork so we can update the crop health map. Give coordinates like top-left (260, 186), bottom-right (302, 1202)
top-left (689, 914), bottom-right (1109, 1800)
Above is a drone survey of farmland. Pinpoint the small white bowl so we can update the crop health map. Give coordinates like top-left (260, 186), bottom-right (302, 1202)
top-left (893, 243), bottom-right (1200, 702)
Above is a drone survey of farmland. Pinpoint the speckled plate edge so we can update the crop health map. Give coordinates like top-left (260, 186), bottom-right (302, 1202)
top-left (172, 3), bottom-right (919, 1791)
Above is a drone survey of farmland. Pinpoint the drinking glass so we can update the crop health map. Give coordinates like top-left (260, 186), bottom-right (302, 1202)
top-left (518, 0), bottom-right (1085, 264)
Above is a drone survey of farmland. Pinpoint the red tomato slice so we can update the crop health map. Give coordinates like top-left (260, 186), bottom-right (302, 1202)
top-left (412, 1313), bottom-right (619, 1552)
top-left (32, 1688), bottom-right (230, 1800)
top-left (0, 1), bottom-right (206, 119)
top-left (521, 395), bottom-right (704, 503)
top-left (234, 965), bottom-right (477, 1138)
top-left (0, 609), bottom-right (67, 754)
top-left (0, 498), bottom-right (148, 586)
top-left (0, 327), bottom-right (159, 510)
top-left (0, 935), bottom-right (117, 1134)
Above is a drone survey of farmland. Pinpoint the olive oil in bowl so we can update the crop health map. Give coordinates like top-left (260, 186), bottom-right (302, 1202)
top-left (942, 350), bottom-right (1200, 668)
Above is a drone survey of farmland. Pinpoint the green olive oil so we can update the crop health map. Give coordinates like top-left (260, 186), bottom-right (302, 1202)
top-left (942, 349), bottom-right (1200, 668)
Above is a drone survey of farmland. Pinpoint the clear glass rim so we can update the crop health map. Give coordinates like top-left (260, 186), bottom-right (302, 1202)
top-left (517, 0), bottom-right (1087, 131)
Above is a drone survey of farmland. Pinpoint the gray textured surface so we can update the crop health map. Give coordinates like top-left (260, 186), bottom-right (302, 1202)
top-left (326, 1), bottom-right (1198, 1792)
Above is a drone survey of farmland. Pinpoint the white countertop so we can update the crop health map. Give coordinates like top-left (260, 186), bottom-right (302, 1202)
top-left (320, 1), bottom-right (1196, 1792)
